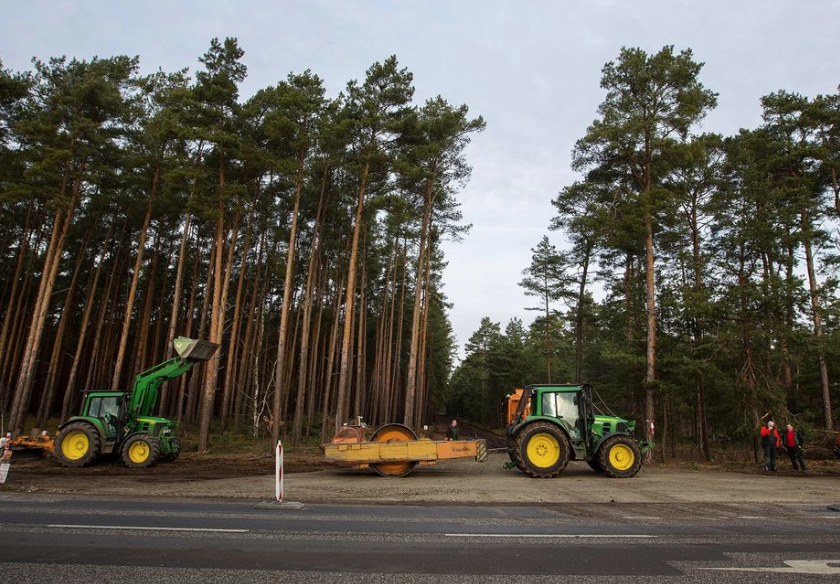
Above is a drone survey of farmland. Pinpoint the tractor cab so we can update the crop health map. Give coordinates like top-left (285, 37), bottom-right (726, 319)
top-left (79, 391), bottom-right (126, 442)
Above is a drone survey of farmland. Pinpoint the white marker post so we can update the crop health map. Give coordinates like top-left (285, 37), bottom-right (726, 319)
top-left (254, 439), bottom-right (303, 510)
top-left (275, 440), bottom-right (284, 502)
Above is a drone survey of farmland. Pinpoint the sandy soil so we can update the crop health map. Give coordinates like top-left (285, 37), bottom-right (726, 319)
top-left (3, 448), bottom-right (839, 505)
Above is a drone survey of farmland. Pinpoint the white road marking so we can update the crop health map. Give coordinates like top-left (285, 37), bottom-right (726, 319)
top-left (49, 524), bottom-right (248, 533)
top-left (704, 560), bottom-right (840, 574)
top-left (445, 533), bottom-right (654, 538)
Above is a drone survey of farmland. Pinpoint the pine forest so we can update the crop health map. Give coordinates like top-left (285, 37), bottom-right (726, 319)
top-left (2, 41), bottom-right (839, 458)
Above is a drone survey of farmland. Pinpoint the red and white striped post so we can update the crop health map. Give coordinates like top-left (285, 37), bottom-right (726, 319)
top-left (275, 440), bottom-right (284, 502)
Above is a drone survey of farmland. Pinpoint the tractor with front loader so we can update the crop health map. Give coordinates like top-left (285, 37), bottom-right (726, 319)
top-left (506, 384), bottom-right (653, 478)
top-left (53, 336), bottom-right (218, 468)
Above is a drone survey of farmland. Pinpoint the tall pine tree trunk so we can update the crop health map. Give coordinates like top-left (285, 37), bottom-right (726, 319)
top-left (111, 170), bottom-right (158, 389)
top-left (801, 211), bottom-right (832, 432)
top-left (404, 176), bottom-right (433, 427)
top-left (336, 158), bottom-right (371, 432)
top-left (10, 161), bottom-right (82, 432)
top-left (272, 158), bottom-right (306, 445)
top-left (292, 169), bottom-right (328, 444)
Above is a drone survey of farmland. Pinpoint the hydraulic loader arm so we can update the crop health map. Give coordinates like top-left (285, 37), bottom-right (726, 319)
top-left (128, 337), bottom-right (219, 418)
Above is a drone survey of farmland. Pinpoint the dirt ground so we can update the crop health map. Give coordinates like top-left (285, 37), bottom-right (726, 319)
top-left (3, 445), bottom-right (840, 505)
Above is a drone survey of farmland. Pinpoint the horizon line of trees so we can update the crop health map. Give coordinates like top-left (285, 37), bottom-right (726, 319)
top-left (451, 46), bottom-right (840, 461)
top-left (0, 38), bottom-right (485, 450)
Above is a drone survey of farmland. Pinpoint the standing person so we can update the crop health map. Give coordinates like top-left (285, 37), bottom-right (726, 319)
top-left (783, 423), bottom-right (807, 473)
top-left (760, 420), bottom-right (781, 471)
top-left (446, 419), bottom-right (459, 441)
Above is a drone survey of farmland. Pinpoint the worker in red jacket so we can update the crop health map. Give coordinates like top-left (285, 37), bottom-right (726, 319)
top-left (783, 423), bottom-right (807, 473)
top-left (760, 420), bottom-right (781, 471)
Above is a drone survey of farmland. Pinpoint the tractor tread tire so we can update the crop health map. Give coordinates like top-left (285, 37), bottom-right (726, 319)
top-left (162, 436), bottom-right (182, 462)
top-left (121, 434), bottom-right (161, 468)
top-left (507, 437), bottom-right (526, 472)
top-left (55, 422), bottom-right (101, 468)
top-left (513, 421), bottom-right (571, 479)
top-left (598, 435), bottom-right (643, 478)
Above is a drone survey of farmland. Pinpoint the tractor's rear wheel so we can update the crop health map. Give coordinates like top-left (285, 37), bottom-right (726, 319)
top-left (507, 437), bottom-right (526, 471)
top-left (514, 421), bottom-right (571, 478)
top-left (370, 423), bottom-right (417, 477)
top-left (121, 434), bottom-right (160, 468)
top-left (598, 435), bottom-right (642, 478)
top-left (162, 436), bottom-right (181, 462)
top-left (55, 422), bottom-right (101, 467)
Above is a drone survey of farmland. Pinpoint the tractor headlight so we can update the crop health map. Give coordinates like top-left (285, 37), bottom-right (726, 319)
top-left (163, 427), bottom-right (172, 435)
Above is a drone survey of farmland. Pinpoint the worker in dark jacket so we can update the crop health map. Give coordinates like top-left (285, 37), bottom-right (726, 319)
top-left (446, 419), bottom-right (459, 441)
top-left (760, 420), bottom-right (781, 471)
top-left (783, 423), bottom-right (807, 473)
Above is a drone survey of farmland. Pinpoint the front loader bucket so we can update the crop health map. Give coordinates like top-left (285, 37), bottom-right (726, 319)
top-left (173, 337), bottom-right (219, 362)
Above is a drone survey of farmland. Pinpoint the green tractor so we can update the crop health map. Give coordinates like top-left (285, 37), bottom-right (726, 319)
top-left (54, 337), bottom-right (218, 469)
top-left (505, 384), bottom-right (653, 478)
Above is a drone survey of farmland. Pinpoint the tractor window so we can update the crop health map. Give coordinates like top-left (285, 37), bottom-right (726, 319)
top-left (541, 393), bottom-right (557, 418)
top-left (556, 393), bottom-right (579, 436)
top-left (543, 392), bottom-right (581, 438)
top-left (88, 396), bottom-right (121, 420)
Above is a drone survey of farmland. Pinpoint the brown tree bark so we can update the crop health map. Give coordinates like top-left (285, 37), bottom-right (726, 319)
top-left (321, 273), bottom-right (345, 439)
top-left (292, 167), bottom-right (329, 443)
top-left (404, 175), bottom-right (434, 427)
top-left (160, 213), bottom-right (192, 414)
top-left (61, 227), bottom-right (112, 421)
top-left (801, 211), bottom-right (833, 432)
top-left (187, 241), bottom-right (215, 428)
top-left (220, 213), bottom-right (253, 431)
top-left (335, 158), bottom-right (371, 432)
top-left (10, 159), bottom-right (83, 432)
top-left (111, 170), bottom-right (158, 389)
top-left (272, 154), bottom-right (308, 446)
top-left (37, 230), bottom-right (93, 427)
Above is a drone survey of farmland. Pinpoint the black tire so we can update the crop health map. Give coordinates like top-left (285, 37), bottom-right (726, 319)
top-left (507, 437), bottom-right (526, 472)
top-left (121, 434), bottom-right (161, 468)
top-left (162, 436), bottom-right (181, 462)
top-left (514, 421), bottom-right (571, 478)
top-left (55, 422), bottom-right (101, 468)
top-left (598, 435), bottom-right (642, 478)
top-left (587, 459), bottom-right (605, 473)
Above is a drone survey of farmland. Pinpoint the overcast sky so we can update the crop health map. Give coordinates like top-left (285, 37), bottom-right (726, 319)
top-left (2, 1), bottom-right (838, 357)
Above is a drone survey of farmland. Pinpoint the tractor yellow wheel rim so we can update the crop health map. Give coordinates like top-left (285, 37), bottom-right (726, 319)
top-left (128, 441), bottom-right (150, 464)
top-left (61, 431), bottom-right (89, 461)
top-left (526, 433), bottom-right (560, 468)
top-left (609, 444), bottom-right (635, 471)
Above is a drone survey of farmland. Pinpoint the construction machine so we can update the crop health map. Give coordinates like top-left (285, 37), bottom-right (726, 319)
top-left (506, 384), bottom-right (653, 478)
top-left (52, 336), bottom-right (218, 468)
top-left (324, 418), bottom-right (487, 477)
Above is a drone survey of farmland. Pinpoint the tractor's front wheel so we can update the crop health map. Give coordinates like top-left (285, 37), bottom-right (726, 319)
top-left (514, 422), bottom-right (571, 478)
top-left (121, 434), bottom-right (161, 468)
top-left (598, 436), bottom-right (642, 478)
top-left (55, 422), bottom-right (101, 467)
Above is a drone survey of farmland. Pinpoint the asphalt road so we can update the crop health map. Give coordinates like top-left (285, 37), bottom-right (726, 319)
top-left (1, 494), bottom-right (840, 582)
